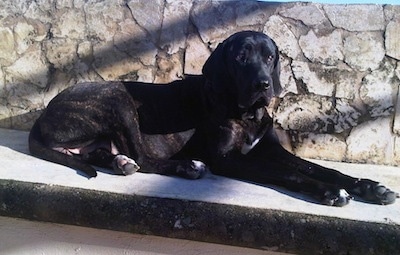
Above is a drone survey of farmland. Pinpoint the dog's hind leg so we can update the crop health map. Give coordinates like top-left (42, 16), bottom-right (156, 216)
top-left (82, 148), bottom-right (140, 176)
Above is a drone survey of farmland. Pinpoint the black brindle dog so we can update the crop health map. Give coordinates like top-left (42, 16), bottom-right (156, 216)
top-left (29, 31), bottom-right (398, 206)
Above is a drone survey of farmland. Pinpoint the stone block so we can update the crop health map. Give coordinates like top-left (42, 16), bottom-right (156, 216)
top-left (0, 102), bottom-right (11, 129)
top-left (184, 33), bottom-right (210, 75)
top-left (84, 0), bottom-right (127, 42)
top-left (278, 57), bottom-right (297, 96)
top-left (359, 60), bottom-right (397, 118)
top-left (14, 21), bottom-right (43, 55)
top-left (279, 3), bottom-right (328, 27)
top-left (392, 82), bottom-right (400, 136)
top-left (385, 21), bottom-right (400, 60)
top-left (51, 9), bottom-right (86, 39)
top-left (263, 15), bottom-right (301, 60)
top-left (291, 61), bottom-right (335, 97)
top-left (235, 1), bottom-right (271, 27)
top-left (23, 1), bottom-right (52, 23)
top-left (0, 0), bottom-right (31, 19)
top-left (159, 0), bottom-right (192, 54)
top-left (384, 4), bottom-right (400, 21)
top-left (343, 32), bottom-right (385, 71)
top-left (4, 45), bottom-right (49, 88)
top-left (334, 99), bottom-right (362, 133)
top-left (334, 71), bottom-right (359, 100)
top-left (324, 5), bottom-right (384, 31)
top-left (346, 117), bottom-right (394, 165)
top-left (55, 0), bottom-right (73, 9)
top-left (275, 94), bottom-right (334, 133)
top-left (393, 137), bottom-right (400, 166)
top-left (92, 42), bottom-right (144, 81)
top-left (127, 0), bottom-right (164, 42)
top-left (299, 29), bottom-right (343, 66)
top-left (275, 94), bottom-right (360, 133)
top-left (0, 27), bottom-right (17, 66)
top-left (44, 38), bottom-right (78, 70)
top-left (154, 52), bottom-right (183, 83)
top-left (191, 1), bottom-right (236, 46)
top-left (293, 133), bottom-right (346, 162)
top-left (114, 19), bottom-right (158, 67)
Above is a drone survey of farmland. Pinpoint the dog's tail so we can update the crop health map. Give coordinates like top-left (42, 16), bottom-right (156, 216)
top-left (29, 120), bottom-right (97, 178)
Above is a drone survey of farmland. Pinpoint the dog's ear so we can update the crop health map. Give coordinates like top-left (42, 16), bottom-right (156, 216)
top-left (202, 42), bottom-right (229, 93)
top-left (272, 43), bottom-right (282, 97)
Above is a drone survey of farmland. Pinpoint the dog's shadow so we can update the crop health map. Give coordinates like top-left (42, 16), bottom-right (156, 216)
top-left (239, 179), bottom-right (323, 205)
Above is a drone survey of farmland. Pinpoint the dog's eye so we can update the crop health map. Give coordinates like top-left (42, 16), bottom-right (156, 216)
top-left (244, 44), bottom-right (253, 51)
top-left (236, 51), bottom-right (247, 64)
top-left (266, 55), bottom-right (274, 63)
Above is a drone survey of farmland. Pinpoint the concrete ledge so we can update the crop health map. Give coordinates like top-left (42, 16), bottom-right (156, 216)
top-left (0, 216), bottom-right (285, 255)
top-left (0, 128), bottom-right (400, 254)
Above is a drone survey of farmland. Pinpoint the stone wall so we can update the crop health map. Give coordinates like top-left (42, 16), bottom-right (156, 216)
top-left (0, 0), bottom-right (399, 166)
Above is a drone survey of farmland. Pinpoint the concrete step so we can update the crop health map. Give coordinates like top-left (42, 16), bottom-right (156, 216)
top-left (0, 128), bottom-right (399, 254)
top-left (0, 216), bottom-right (290, 255)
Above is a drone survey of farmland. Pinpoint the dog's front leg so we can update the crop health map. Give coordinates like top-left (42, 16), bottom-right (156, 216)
top-left (253, 138), bottom-right (398, 205)
top-left (211, 152), bottom-right (353, 206)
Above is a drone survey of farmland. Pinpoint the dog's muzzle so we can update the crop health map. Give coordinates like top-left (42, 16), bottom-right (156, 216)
top-left (239, 98), bottom-right (268, 121)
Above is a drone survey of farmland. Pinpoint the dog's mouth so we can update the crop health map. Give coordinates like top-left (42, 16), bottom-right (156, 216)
top-left (239, 98), bottom-right (268, 121)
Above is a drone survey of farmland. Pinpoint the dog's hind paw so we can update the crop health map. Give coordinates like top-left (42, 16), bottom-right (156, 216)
top-left (112, 155), bottom-right (140, 175)
top-left (176, 160), bottom-right (208, 179)
top-left (321, 189), bottom-right (352, 207)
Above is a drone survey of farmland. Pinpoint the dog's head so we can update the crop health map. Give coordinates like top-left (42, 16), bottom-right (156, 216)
top-left (202, 31), bottom-right (281, 120)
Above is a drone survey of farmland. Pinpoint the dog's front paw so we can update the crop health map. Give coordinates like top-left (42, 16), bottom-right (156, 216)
top-left (321, 189), bottom-right (352, 207)
top-left (112, 155), bottom-right (140, 175)
top-left (176, 160), bottom-right (208, 179)
top-left (353, 179), bottom-right (398, 205)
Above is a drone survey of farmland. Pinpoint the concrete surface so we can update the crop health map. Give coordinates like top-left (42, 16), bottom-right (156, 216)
top-left (0, 216), bottom-right (288, 255)
top-left (0, 128), bottom-right (400, 254)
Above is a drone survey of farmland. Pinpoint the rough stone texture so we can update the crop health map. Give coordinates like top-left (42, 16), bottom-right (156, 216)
top-left (346, 117), bottom-right (394, 165)
top-left (291, 61), bottom-right (335, 96)
top-left (278, 57), bottom-right (298, 96)
top-left (184, 32), bottom-right (210, 74)
top-left (4, 46), bottom-right (49, 88)
top-left (0, 27), bottom-right (17, 66)
top-left (324, 4), bottom-right (385, 31)
top-left (263, 15), bottom-right (301, 60)
top-left (279, 4), bottom-right (329, 28)
top-left (127, 0), bottom-right (164, 43)
top-left (343, 32), bottom-right (385, 72)
top-left (159, 0), bottom-right (193, 54)
top-left (394, 88), bottom-right (400, 136)
top-left (359, 60), bottom-right (398, 118)
top-left (275, 95), bottom-right (360, 133)
top-left (0, 0), bottom-right (399, 166)
top-left (386, 21), bottom-right (400, 60)
top-left (190, 1), bottom-right (237, 47)
top-left (293, 133), bottom-right (347, 162)
top-left (299, 29), bottom-right (344, 66)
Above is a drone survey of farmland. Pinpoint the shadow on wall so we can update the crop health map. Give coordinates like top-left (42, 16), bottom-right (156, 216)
top-left (0, 0), bottom-right (281, 130)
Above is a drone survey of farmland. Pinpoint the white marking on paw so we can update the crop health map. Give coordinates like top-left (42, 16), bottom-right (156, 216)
top-left (339, 189), bottom-right (350, 198)
top-left (191, 160), bottom-right (205, 170)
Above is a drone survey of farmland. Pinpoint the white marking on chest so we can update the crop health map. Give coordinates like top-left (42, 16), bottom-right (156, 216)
top-left (240, 137), bottom-right (261, 155)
